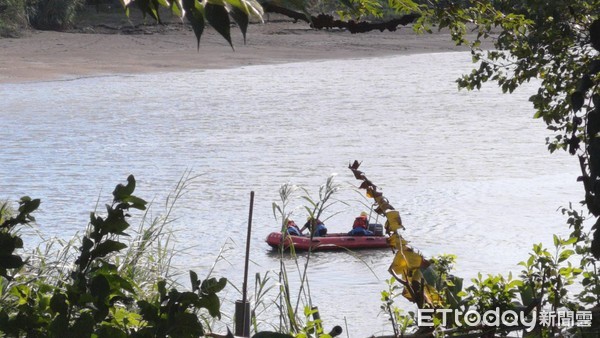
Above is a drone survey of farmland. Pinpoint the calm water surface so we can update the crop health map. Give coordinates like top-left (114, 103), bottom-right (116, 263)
top-left (1, 52), bottom-right (581, 336)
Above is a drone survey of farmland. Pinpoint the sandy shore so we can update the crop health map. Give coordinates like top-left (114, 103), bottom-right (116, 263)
top-left (0, 9), bottom-right (472, 83)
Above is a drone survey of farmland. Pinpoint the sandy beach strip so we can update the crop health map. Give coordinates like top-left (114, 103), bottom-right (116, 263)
top-left (0, 14), bottom-right (471, 84)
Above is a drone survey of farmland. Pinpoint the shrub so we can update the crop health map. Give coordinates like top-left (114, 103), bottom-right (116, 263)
top-left (0, 0), bottom-right (28, 37)
top-left (25, 0), bottom-right (83, 30)
top-left (0, 175), bottom-right (227, 336)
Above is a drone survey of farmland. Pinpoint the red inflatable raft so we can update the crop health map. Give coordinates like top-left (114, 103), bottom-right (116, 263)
top-left (265, 232), bottom-right (389, 251)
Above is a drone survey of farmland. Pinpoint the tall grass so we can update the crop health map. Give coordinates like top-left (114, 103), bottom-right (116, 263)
top-left (267, 176), bottom-right (347, 337)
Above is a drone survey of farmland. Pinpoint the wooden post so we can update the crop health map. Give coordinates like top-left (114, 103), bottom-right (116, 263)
top-left (235, 191), bottom-right (254, 337)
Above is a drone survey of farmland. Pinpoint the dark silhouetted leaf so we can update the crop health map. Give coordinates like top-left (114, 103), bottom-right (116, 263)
top-left (201, 277), bottom-right (227, 294)
top-left (90, 240), bottom-right (128, 260)
top-left (198, 292), bottom-right (221, 318)
top-left (49, 313), bottom-right (69, 336)
top-left (175, 291), bottom-right (201, 308)
top-left (113, 175), bottom-right (136, 201)
top-left (157, 279), bottom-right (167, 298)
top-left (50, 292), bottom-right (69, 314)
top-left (590, 60), bottom-right (600, 75)
top-left (136, 0), bottom-right (160, 22)
top-left (350, 169), bottom-right (364, 180)
top-left (71, 311), bottom-right (95, 336)
top-left (349, 160), bottom-right (361, 170)
top-left (96, 326), bottom-right (128, 338)
top-left (0, 255), bottom-right (24, 269)
top-left (594, 94), bottom-right (600, 108)
top-left (103, 207), bottom-right (130, 235)
top-left (358, 180), bottom-right (370, 189)
top-left (587, 109), bottom-right (600, 137)
top-left (170, 312), bottom-right (205, 336)
top-left (137, 300), bottom-right (160, 322)
top-left (590, 19), bottom-right (600, 51)
top-left (90, 274), bottom-right (111, 299)
top-left (230, 7), bottom-right (249, 44)
top-left (18, 197), bottom-right (40, 215)
top-left (592, 228), bottom-right (600, 259)
top-left (183, 0), bottom-right (205, 50)
top-left (578, 74), bottom-right (594, 94)
top-left (190, 270), bottom-right (200, 291)
top-left (206, 3), bottom-right (233, 50)
top-left (253, 332), bottom-right (295, 338)
top-left (124, 195), bottom-right (148, 210)
top-left (589, 138), bottom-right (600, 178)
top-left (0, 233), bottom-right (17, 255)
top-left (571, 90), bottom-right (585, 112)
top-left (569, 136), bottom-right (580, 155)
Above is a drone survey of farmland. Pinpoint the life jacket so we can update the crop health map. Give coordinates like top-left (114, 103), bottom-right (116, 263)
top-left (353, 216), bottom-right (368, 229)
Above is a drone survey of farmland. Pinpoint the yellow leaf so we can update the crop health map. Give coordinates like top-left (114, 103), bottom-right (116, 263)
top-left (390, 247), bottom-right (423, 278)
top-left (387, 233), bottom-right (407, 249)
top-left (424, 284), bottom-right (443, 307)
top-left (385, 210), bottom-right (403, 231)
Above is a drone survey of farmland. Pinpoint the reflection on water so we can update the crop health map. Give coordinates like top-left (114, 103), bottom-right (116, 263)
top-left (0, 52), bottom-right (581, 336)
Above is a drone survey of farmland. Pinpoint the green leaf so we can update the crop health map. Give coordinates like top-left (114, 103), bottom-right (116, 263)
top-left (205, 3), bottom-right (233, 50)
top-left (558, 249), bottom-right (575, 263)
top-left (506, 279), bottom-right (523, 290)
top-left (226, 0), bottom-right (263, 18)
top-left (563, 236), bottom-right (578, 246)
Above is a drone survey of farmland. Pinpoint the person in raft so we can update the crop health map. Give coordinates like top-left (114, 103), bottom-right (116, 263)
top-left (286, 219), bottom-right (303, 236)
top-left (348, 211), bottom-right (374, 236)
top-left (301, 217), bottom-right (328, 237)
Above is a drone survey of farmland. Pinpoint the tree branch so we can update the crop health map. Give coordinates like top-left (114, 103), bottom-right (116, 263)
top-left (260, 2), bottom-right (420, 33)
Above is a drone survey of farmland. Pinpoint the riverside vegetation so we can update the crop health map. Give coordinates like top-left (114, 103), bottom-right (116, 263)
top-left (0, 174), bottom-right (227, 337)
top-left (2, 0), bottom-right (600, 337)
